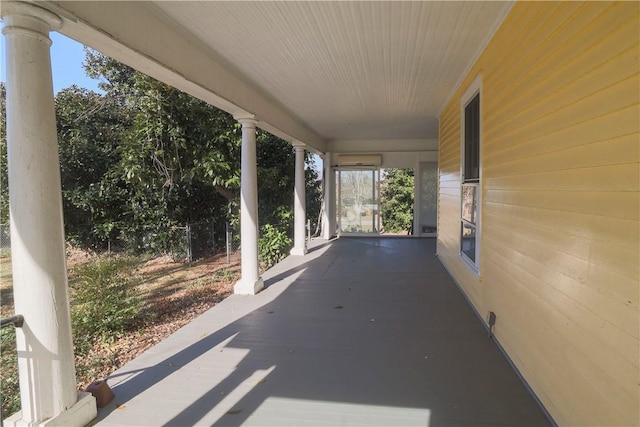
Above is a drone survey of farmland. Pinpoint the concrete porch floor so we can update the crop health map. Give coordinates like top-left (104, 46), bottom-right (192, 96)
top-left (92, 237), bottom-right (550, 427)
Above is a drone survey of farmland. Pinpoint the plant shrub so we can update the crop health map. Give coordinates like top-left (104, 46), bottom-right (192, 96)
top-left (69, 256), bottom-right (142, 354)
top-left (1, 327), bottom-right (19, 417)
top-left (258, 224), bottom-right (291, 270)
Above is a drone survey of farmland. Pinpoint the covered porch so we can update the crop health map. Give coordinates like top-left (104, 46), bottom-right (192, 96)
top-left (92, 237), bottom-right (548, 426)
top-left (2, 1), bottom-right (637, 425)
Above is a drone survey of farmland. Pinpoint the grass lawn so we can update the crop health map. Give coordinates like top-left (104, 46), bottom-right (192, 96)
top-left (0, 257), bottom-right (13, 318)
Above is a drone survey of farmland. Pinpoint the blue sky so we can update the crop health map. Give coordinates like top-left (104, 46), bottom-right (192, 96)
top-left (1, 31), bottom-right (101, 94)
top-left (49, 32), bottom-right (102, 93)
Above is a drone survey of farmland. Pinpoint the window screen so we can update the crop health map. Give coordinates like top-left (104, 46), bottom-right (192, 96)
top-left (464, 93), bottom-right (480, 183)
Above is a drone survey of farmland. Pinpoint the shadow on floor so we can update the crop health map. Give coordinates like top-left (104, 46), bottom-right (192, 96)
top-left (94, 238), bottom-right (550, 427)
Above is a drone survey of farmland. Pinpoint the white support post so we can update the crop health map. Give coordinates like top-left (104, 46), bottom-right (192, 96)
top-left (290, 143), bottom-right (307, 255)
top-left (1, 2), bottom-right (96, 425)
top-left (321, 152), bottom-right (336, 240)
top-left (233, 116), bottom-right (263, 295)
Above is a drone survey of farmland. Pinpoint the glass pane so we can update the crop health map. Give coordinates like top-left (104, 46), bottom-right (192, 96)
top-left (461, 185), bottom-right (477, 224)
top-left (461, 222), bottom-right (476, 262)
top-left (420, 162), bottom-right (437, 234)
top-left (464, 93), bottom-right (480, 182)
top-left (339, 170), bottom-right (379, 233)
top-left (373, 169), bottom-right (380, 232)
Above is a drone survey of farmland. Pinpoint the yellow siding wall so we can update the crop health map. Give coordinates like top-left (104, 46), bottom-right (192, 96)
top-left (437, 2), bottom-right (639, 425)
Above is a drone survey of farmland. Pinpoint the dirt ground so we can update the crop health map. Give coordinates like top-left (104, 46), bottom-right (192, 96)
top-left (0, 249), bottom-right (240, 389)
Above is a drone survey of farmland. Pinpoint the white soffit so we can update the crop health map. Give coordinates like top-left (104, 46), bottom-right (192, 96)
top-left (150, 1), bottom-right (513, 144)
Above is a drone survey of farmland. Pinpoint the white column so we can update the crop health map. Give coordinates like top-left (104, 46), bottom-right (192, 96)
top-left (321, 152), bottom-right (336, 240)
top-left (233, 116), bottom-right (263, 295)
top-left (290, 144), bottom-right (307, 255)
top-left (1, 2), bottom-right (96, 426)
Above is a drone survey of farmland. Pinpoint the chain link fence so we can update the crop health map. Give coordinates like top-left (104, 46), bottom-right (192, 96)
top-left (99, 221), bottom-right (236, 262)
top-left (0, 220), bottom-right (243, 263)
top-left (0, 217), bottom-right (309, 266)
top-left (0, 224), bottom-right (9, 254)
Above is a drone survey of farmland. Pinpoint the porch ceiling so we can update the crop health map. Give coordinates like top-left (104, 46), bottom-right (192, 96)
top-left (51, 1), bottom-right (513, 152)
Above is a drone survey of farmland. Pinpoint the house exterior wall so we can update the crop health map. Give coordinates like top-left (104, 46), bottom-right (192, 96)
top-left (437, 2), bottom-right (639, 426)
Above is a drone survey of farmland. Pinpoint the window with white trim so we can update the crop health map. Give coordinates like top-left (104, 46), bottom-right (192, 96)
top-left (461, 82), bottom-right (481, 269)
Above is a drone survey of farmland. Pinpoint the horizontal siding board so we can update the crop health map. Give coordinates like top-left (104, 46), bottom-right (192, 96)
top-left (483, 134), bottom-right (639, 178)
top-left (483, 201), bottom-right (639, 264)
top-left (438, 160), bottom-right (458, 171)
top-left (485, 256), bottom-right (639, 426)
top-left (487, 22), bottom-right (639, 123)
top-left (438, 112), bottom-right (458, 135)
top-left (483, 208), bottom-right (640, 308)
top-left (437, 157), bottom-right (458, 172)
top-left (437, 1), bottom-right (640, 424)
top-left (487, 39), bottom-right (639, 136)
top-left (486, 295), bottom-right (633, 427)
top-left (484, 105), bottom-right (639, 166)
top-left (484, 190), bottom-right (638, 221)
top-left (487, 77), bottom-right (639, 152)
top-left (482, 303), bottom-right (571, 426)
top-left (438, 167), bottom-right (459, 178)
top-left (484, 247), bottom-right (639, 401)
top-left (438, 169), bottom-right (459, 180)
top-left (483, 216), bottom-right (639, 338)
top-left (484, 163), bottom-right (639, 192)
top-left (486, 4), bottom-right (637, 115)
top-left (584, 261), bottom-right (640, 314)
top-left (483, 2), bottom-right (571, 90)
top-left (511, 72), bottom-right (637, 133)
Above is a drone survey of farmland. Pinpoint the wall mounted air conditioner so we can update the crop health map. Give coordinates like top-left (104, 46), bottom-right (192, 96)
top-left (336, 154), bottom-right (382, 167)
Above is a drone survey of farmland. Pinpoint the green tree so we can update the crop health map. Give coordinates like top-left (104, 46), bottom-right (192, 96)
top-left (79, 51), bottom-right (239, 250)
top-left (380, 168), bottom-right (414, 234)
top-left (256, 132), bottom-right (294, 229)
top-left (56, 85), bottom-right (133, 246)
top-left (53, 49), bottom-right (323, 260)
top-left (305, 155), bottom-right (323, 235)
top-left (113, 73), bottom-right (238, 249)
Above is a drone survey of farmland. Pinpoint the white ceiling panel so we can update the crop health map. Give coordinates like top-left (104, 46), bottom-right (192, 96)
top-left (150, 1), bottom-right (512, 143)
top-left (52, 1), bottom-right (511, 149)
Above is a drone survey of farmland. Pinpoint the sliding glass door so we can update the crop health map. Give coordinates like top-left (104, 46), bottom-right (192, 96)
top-left (338, 169), bottom-right (380, 234)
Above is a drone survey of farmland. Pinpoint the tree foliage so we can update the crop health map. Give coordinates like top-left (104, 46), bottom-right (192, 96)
top-left (52, 50), bottom-right (323, 259)
top-left (304, 155), bottom-right (323, 234)
top-left (0, 50), bottom-right (322, 261)
top-left (81, 50), bottom-right (239, 234)
top-left (380, 168), bottom-right (414, 234)
top-left (56, 85), bottom-right (132, 245)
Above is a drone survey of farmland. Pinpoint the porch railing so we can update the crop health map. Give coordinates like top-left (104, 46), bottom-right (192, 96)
top-left (0, 315), bottom-right (23, 329)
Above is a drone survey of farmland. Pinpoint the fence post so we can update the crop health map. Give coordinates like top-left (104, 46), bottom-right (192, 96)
top-left (186, 224), bottom-right (193, 262)
top-left (211, 222), bottom-right (216, 254)
top-left (226, 221), bottom-right (231, 264)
